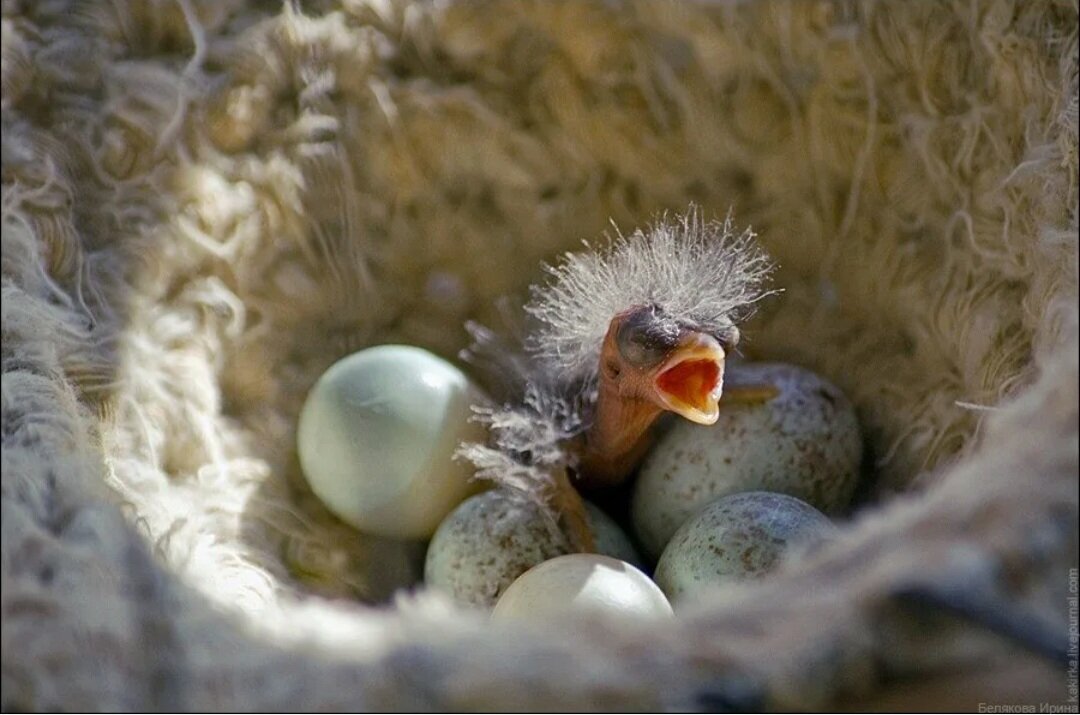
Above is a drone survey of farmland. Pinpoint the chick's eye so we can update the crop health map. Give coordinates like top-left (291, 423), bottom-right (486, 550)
top-left (617, 338), bottom-right (666, 367)
top-left (616, 307), bottom-right (678, 367)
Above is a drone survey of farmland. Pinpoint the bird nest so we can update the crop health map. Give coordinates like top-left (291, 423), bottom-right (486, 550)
top-left (2, 0), bottom-right (1077, 710)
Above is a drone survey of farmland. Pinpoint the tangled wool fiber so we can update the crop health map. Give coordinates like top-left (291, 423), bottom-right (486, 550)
top-left (2, 0), bottom-right (1077, 711)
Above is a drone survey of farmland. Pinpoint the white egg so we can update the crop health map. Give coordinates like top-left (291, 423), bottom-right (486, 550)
top-left (654, 491), bottom-right (835, 604)
top-left (424, 490), bottom-right (642, 608)
top-left (296, 345), bottom-right (488, 539)
top-left (632, 362), bottom-right (861, 558)
top-left (492, 554), bottom-right (672, 621)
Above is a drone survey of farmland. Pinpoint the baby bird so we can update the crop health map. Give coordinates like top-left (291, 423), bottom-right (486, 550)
top-left (459, 209), bottom-right (775, 550)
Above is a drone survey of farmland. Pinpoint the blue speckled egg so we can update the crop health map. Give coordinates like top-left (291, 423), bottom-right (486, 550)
top-left (425, 490), bottom-right (642, 608)
top-left (654, 491), bottom-right (836, 604)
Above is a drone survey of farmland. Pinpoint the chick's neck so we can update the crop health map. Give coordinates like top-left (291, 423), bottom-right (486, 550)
top-left (576, 376), bottom-right (662, 489)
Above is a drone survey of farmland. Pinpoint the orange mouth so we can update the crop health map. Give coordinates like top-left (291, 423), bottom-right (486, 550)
top-left (652, 334), bottom-right (725, 425)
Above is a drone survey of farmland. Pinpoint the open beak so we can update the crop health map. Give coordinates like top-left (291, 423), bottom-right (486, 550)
top-left (650, 332), bottom-right (726, 425)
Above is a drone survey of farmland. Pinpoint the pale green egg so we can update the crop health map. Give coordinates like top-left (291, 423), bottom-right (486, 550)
top-left (632, 362), bottom-right (861, 558)
top-left (654, 491), bottom-right (835, 604)
top-left (424, 490), bottom-right (643, 609)
top-left (492, 554), bottom-right (673, 621)
top-left (296, 345), bottom-right (488, 540)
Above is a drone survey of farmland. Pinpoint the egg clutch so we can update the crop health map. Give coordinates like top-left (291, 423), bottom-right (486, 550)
top-left (296, 214), bottom-right (863, 620)
top-left (297, 351), bottom-right (861, 620)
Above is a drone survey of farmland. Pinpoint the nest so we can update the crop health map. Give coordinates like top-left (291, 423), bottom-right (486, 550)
top-left (2, 0), bottom-right (1077, 710)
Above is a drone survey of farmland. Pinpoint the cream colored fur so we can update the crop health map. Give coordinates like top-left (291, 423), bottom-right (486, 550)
top-left (2, 0), bottom-right (1077, 710)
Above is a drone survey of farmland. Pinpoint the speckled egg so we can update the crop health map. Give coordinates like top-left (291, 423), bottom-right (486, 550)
top-left (585, 502), bottom-right (643, 568)
top-left (424, 490), bottom-right (642, 608)
top-left (492, 554), bottom-right (673, 621)
top-left (654, 491), bottom-right (835, 604)
top-left (631, 362), bottom-right (861, 558)
top-left (297, 345), bottom-right (488, 540)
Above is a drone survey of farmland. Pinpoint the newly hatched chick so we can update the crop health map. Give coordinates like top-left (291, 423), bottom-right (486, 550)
top-left (458, 210), bottom-right (775, 549)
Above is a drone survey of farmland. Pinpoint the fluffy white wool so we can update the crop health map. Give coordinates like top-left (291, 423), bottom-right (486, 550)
top-left (2, 0), bottom-right (1077, 710)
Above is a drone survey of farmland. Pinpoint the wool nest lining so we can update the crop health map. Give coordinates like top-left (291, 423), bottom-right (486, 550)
top-left (2, 0), bottom-right (1077, 711)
